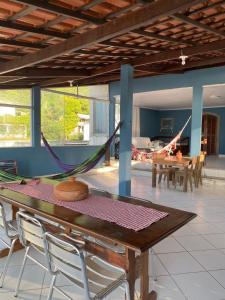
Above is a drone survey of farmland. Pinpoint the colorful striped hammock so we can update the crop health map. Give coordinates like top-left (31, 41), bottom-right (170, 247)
top-left (0, 122), bottom-right (121, 182)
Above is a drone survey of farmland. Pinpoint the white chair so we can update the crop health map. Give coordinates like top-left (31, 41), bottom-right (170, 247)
top-left (15, 211), bottom-right (51, 297)
top-left (0, 202), bottom-right (18, 287)
top-left (44, 232), bottom-right (131, 300)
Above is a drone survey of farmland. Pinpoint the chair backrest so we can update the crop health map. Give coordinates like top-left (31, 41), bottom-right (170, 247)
top-left (44, 232), bottom-right (91, 299)
top-left (0, 203), bottom-right (9, 237)
top-left (190, 156), bottom-right (197, 171)
top-left (16, 211), bottom-right (46, 251)
top-left (199, 153), bottom-right (205, 163)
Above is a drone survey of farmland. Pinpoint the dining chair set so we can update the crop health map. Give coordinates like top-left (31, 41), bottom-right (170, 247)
top-left (156, 153), bottom-right (205, 192)
top-left (0, 203), bottom-right (131, 300)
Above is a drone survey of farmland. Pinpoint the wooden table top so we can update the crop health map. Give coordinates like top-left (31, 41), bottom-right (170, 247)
top-left (0, 182), bottom-right (196, 253)
top-left (153, 156), bottom-right (191, 167)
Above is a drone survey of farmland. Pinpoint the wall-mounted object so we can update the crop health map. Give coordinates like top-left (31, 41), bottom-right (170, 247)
top-left (160, 118), bottom-right (174, 133)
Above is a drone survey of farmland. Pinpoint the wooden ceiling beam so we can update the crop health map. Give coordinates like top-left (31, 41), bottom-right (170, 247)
top-left (75, 50), bottom-right (135, 57)
top-left (76, 56), bottom-right (225, 85)
top-left (3, 68), bottom-right (90, 77)
top-left (89, 39), bottom-right (225, 77)
top-left (76, 0), bottom-right (105, 11)
top-left (0, 76), bottom-right (26, 84)
top-left (166, 56), bottom-right (225, 72)
top-left (0, 38), bottom-right (45, 49)
top-left (41, 16), bottom-right (68, 29)
top-left (172, 13), bottom-right (225, 38)
top-left (0, 50), bottom-right (22, 57)
top-left (132, 29), bottom-right (194, 45)
top-left (12, 0), bottom-right (104, 25)
top-left (100, 41), bottom-right (161, 52)
top-left (0, 0), bottom-right (203, 75)
top-left (7, 6), bottom-right (36, 21)
top-left (106, 3), bottom-right (142, 19)
top-left (40, 77), bottom-right (83, 87)
top-left (187, 0), bottom-right (225, 16)
top-left (0, 20), bottom-right (71, 39)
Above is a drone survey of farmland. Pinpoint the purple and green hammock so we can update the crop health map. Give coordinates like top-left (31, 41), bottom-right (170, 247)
top-left (0, 122), bottom-right (121, 182)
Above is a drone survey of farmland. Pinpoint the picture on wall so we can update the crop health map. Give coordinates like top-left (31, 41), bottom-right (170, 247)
top-left (160, 118), bottom-right (174, 133)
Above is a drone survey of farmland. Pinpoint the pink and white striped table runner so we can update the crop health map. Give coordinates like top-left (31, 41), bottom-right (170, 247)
top-left (0, 181), bottom-right (168, 231)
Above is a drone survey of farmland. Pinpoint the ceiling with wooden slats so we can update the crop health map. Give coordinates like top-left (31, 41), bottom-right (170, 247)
top-left (0, 0), bottom-right (225, 88)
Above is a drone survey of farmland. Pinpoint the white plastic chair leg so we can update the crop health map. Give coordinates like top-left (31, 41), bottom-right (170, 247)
top-left (14, 246), bottom-right (30, 297)
top-left (0, 237), bottom-right (17, 288)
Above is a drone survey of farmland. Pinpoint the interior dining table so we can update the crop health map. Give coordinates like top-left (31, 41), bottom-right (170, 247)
top-left (0, 179), bottom-right (196, 300)
top-left (152, 156), bottom-right (191, 192)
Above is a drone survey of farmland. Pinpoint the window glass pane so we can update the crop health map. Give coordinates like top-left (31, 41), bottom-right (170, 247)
top-left (0, 89), bottom-right (31, 106)
top-left (41, 85), bottom-right (109, 146)
top-left (0, 106), bottom-right (31, 147)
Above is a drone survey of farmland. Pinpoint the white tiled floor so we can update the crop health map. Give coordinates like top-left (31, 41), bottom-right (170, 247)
top-left (1, 170), bottom-right (225, 299)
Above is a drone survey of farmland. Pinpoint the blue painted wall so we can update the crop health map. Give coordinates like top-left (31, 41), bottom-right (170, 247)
top-left (110, 65), bottom-right (225, 155)
top-left (158, 110), bottom-right (192, 137)
top-left (139, 107), bottom-right (225, 154)
top-left (140, 108), bottom-right (159, 137)
top-left (110, 66), bottom-right (225, 97)
top-left (0, 146), bottom-right (100, 177)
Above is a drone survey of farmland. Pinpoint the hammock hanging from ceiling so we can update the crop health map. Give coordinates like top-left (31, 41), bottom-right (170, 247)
top-left (44, 121), bottom-right (121, 179)
top-left (157, 115), bottom-right (191, 154)
top-left (132, 116), bottom-right (191, 161)
top-left (0, 122), bottom-right (121, 182)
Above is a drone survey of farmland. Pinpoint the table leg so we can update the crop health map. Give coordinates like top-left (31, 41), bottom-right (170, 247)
top-left (125, 249), bottom-right (136, 300)
top-left (12, 205), bottom-right (18, 220)
top-left (140, 250), bottom-right (157, 300)
top-left (152, 164), bottom-right (157, 188)
top-left (0, 241), bottom-right (23, 258)
top-left (183, 166), bottom-right (188, 192)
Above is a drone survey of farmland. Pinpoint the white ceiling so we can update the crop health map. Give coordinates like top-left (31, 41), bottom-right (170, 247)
top-left (129, 85), bottom-right (225, 110)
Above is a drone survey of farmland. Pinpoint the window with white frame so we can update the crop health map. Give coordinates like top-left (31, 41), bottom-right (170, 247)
top-left (0, 89), bottom-right (32, 147)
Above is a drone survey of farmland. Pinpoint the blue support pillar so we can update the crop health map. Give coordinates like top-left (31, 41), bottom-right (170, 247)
top-left (190, 84), bottom-right (203, 156)
top-left (119, 64), bottom-right (134, 196)
top-left (109, 96), bottom-right (116, 156)
top-left (32, 85), bottom-right (41, 148)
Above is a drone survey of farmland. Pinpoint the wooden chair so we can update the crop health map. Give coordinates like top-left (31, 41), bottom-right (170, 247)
top-left (153, 153), bottom-right (175, 188)
top-left (194, 154), bottom-right (205, 187)
top-left (174, 159), bottom-right (195, 192)
top-left (157, 165), bottom-right (176, 188)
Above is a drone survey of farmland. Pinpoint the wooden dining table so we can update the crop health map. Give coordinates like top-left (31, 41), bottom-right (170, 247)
top-left (0, 179), bottom-right (196, 300)
top-left (152, 156), bottom-right (191, 192)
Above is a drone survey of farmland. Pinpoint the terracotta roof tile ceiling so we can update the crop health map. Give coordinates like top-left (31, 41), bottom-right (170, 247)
top-left (0, 0), bottom-right (225, 87)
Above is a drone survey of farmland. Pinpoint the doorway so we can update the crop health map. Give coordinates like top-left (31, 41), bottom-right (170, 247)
top-left (202, 113), bottom-right (219, 155)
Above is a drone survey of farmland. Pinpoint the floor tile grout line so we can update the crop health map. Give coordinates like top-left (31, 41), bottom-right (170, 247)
top-left (173, 234), bottom-right (217, 252)
top-left (154, 252), bottom-right (189, 299)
